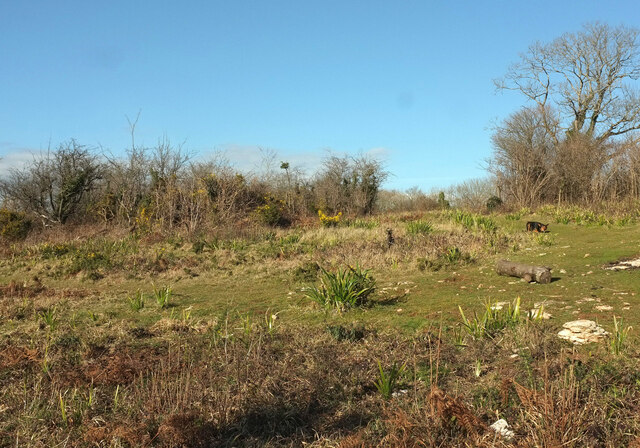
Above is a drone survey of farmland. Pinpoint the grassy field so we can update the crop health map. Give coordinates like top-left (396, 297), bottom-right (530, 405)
top-left (2, 210), bottom-right (640, 447)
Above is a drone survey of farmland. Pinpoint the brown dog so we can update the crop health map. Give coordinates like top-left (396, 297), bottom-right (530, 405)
top-left (526, 221), bottom-right (548, 232)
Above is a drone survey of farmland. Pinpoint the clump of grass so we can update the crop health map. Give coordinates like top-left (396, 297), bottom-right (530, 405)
top-left (450, 210), bottom-right (497, 233)
top-left (533, 232), bottom-right (555, 246)
top-left (38, 306), bottom-right (58, 330)
top-left (538, 204), bottom-right (637, 227)
top-left (458, 297), bottom-right (521, 340)
top-left (128, 290), bottom-right (145, 311)
top-left (505, 207), bottom-right (530, 221)
top-left (292, 260), bottom-right (321, 282)
top-left (68, 250), bottom-right (111, 277)
top-left (610, 316), bottom-right (632, 356)
top-left (416, 246), bottom-right (472, 272)
top-left (39, 242), bottom-right (74, 259)
top-left (405, 219), bottom-right (434, 235)
top-left (346, 218), bottom-right (379, 229)
top-left (305, 265), bottom-right (375, 311)
top-left (374, 360), bottom-right (406, 400)
top-left (153, 285), bottom-right (172, 309)
top-left (327, 323), bottom-right (366, 342)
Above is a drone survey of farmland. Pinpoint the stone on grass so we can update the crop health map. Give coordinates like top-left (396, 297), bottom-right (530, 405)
top-left (490, 419), bottom-right (514, 440)
top-left (558, 320), bottom-right (608, 345)
top-left (594, 305), bottom-right (613, 311)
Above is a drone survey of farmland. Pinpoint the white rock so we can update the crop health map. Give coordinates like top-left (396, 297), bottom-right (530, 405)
top-left (490, 419), bottom-right (515, 440)
top-left (595, 305), bottom-right (613, 311)
top-left (606, 257), bottom-right (640, 271)
top-left (490, 301), bottom-right (509, 310)
top-left (558, 320), bottom-right (609, 344)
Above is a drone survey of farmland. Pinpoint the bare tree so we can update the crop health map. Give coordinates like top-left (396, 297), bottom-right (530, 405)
top-left (496, 22), bottom-right (640, 143)
top-left (314, 154), bottom-right (388, 215)
top-left (0, 140), bottom-right (102, 224)
top-left (489, 107), bottom-right (556, 206)
top-left (448, 177), bottom-right (498, 210)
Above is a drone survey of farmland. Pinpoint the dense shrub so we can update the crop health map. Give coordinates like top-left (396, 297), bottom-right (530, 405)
top-left (0, 209), bottom-right (32, 241)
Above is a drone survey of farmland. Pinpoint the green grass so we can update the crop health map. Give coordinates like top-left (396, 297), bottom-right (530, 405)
top-left (3, 215), bottom-right (640, 330)
top-left (3, 211), bottom-right (640, 445)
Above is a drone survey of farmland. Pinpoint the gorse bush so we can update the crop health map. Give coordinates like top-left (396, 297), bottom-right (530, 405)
top-left (254, 195), bottom-right (287, 226)
top-left (318, 210), bottom-right (342, 227)
top-left (0, 209), bottom-right (32, 241)
top-left (306, 265), bottom-right (375, 311)
top-left (485, 195), bottom-right (503, 211)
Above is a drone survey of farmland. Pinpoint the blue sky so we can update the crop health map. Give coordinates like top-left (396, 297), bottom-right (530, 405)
top-left (1, 1), bottom-right (638, 190)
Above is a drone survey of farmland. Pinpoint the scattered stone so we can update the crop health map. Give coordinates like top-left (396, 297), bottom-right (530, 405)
top-left (584, 253), bottom-right (590, 258)
top-left (558, 320), bottom-right (608, 345)
top-left (559, 269), bottom-right (567, 274)
top-left (595, 305), bottom-right (613, 311)
top-left (490, 419), bottom-right (515, 441)
top-left (605, 257), bottom-right (640, 271)
top-left (576, 297), bottom-right (598, 303)
top-left (491, 301), bottom-right (509, 310)
top-left (392, 389), bottom-right (408, 397)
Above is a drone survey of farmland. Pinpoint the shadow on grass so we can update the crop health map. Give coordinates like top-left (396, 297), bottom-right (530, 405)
top-left (212, 399), bottom-right (371, 447)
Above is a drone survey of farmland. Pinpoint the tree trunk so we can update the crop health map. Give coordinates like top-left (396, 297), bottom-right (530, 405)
top-left (496, 260), bottom-right (552, 284)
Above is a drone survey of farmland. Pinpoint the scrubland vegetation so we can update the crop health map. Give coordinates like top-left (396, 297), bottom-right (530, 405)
top-left (2, 201), bottom-right (640, 447)
top-left (3, 21), bottom-right (640, 448)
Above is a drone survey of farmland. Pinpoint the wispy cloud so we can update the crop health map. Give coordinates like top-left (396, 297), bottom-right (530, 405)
top-left (0, 146), bottom-right (38, 176)
top-left (200, 144), bottom-right (391, 176)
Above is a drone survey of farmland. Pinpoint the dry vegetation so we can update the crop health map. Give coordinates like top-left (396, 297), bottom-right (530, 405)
top-left (2, 206), bottom-right (640, 447)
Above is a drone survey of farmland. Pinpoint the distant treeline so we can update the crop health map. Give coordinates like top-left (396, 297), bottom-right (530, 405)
top-left (0, 139), bottom-right (392, 237)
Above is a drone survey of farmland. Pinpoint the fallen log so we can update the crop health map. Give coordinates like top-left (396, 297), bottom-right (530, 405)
top-left (496, 260), bottom-right (551, 284)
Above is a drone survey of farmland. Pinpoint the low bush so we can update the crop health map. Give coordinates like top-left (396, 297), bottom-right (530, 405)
top-left (305, 265), bottom-right (375, 311)
top-left (0, 209), bottom-right (32, 241)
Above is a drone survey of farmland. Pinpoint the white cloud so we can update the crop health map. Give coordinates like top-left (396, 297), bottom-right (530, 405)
top-left (0, 147), bottom-right (38, 176)
top-left (199, 144), bottom-right (391, 177)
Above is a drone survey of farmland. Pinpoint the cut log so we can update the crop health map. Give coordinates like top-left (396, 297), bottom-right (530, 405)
top-left (496, 260), bottom-right (551, 284)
